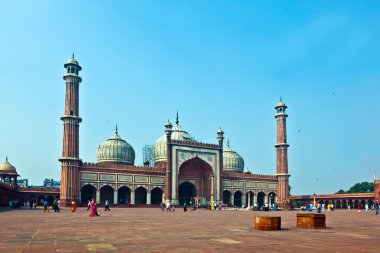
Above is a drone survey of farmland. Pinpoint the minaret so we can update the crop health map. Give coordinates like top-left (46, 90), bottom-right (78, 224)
top-left (164, 119), bottom-right (173, 203)
top-left (275, 98), bottom-right (290, 208)
top-left (59, 55), bottom-right (82, 207)
top-left (217, 127), bottom-right (224, 202)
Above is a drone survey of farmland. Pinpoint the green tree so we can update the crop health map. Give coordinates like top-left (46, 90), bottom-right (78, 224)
top-left (336, 182), bottom-right (374, 194)
top-left (346, 182), bottom-right (374, 193)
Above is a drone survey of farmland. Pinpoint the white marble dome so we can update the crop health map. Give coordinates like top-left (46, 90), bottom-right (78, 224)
top-left (96, 127), bottom-right (135, 165)
top-left (223, 140), bottom-right (244, 173)
top-left (153, 117), bottom-right (196, 163)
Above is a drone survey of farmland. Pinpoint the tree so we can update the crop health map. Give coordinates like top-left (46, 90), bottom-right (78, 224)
top-left (346, 182), bottom-right (374, 193)
top-left (336, 182), bottom-right (374, 194)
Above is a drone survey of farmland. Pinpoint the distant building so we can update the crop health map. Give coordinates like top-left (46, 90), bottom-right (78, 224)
top-left (17, 179), bottom-right (28, 188)
top-left (43, 179), bottom-right (60, 189)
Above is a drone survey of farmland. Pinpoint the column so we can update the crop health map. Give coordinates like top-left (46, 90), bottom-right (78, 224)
top-left (247, 193), bottom-right (251, 208)
top-left (147, 192), bottom-right (151, 205)
top-left (131, 191), bottom-right (135, 205)
top-left (253, 194), bottom-right (257, 206)
top-left (113, 191), bottom-right (118, 205)
top-left (162, 192), bottom-right (165, 204)
top-left (231, 194), bottom-right (234, 206)
top-left (211, 176), bottom-right (214, 202)
top-left (96, 190), bottom-right (100, 204)
top-left (241, 195), bottom-right (246, 207)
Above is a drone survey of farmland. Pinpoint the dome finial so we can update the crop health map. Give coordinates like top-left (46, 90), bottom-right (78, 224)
top-left (115, 124), bottom-right (118, 134)
top-left (5, 156), bottom-right (8, 162)
top-left (227, 138), bottom-right (230, 147)
top-left (176, 110), bottom-right (179, 125)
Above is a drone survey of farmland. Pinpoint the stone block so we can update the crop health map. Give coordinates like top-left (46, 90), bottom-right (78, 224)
top-left (254, 216), bottom-right (281, 231)
top-left (297, 213), bottom-right (326, 229)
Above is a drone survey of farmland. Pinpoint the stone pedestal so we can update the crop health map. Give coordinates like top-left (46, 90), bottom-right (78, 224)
top-left (254, 216), bottom-right (281, 231)
top-left (297, 213), bottom-right (326, 229)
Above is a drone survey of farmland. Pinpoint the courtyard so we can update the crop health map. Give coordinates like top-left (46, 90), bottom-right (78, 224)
top-left (0, 207), bottom-right (379, 253)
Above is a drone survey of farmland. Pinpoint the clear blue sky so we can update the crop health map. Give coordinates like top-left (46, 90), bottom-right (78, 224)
top-left (0, 1), bottom-right (379, 195)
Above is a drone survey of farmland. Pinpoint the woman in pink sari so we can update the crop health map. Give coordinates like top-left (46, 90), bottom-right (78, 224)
top-left (89, 198), bottom-right (99, 217)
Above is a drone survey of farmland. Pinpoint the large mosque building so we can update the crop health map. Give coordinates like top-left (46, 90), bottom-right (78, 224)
top-left (59, 56), bottom-right (290, 208)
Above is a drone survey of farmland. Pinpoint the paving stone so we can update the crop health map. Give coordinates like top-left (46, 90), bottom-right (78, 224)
top-left (1, 207), bottom-right (380, 252)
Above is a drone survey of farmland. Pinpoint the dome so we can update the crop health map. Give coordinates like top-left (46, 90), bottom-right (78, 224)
top-left (153, 115), bottom-right (196, 162)
top-left (0, 157), bottom-right (18, 175)
top-left (277, 101), bottom-right (285, 107)
top-left (96, 127), bottom-right (135, 164)
top-left (223, 140), bottom-right (244, 173)
top-left (67, 58), bottom-right (79, 65)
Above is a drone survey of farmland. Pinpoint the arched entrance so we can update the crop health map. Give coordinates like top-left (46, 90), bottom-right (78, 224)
top-left (234, 191), bottom-right (243, 207)
top-left (100, 185), bottom-right (114, 205)
top-left (81, 184), bottom-right (96, 204)
top-left (257, 192), bottom-right (265, 208)
top-left (178, 182), bottom-right (196, 205)
top-left (135, 187), bottom-right (147, 204)
top-left (178, 157), bottom-right (213, 204)
top-left (223, 190), bottom-right (231, 205)
top-left (268, 192), bottom-right (276, 206)
top-left (38, 195), bottom-right (45, 205)
top-left (118, 186), bottom-right (131, 204)
top-left (151, 187), bottom-right (163, 204)
top-left (47, 195), bottom-right (54, 205)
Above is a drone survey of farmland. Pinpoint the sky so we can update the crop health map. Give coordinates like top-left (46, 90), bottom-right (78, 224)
top-left (0, 1), bottom-right (379, 195)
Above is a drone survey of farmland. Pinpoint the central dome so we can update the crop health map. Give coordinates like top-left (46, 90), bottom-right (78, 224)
top-left (96, 127), bottom-right (135, 165)
top-left (153, 115), bottom-right (196, 163)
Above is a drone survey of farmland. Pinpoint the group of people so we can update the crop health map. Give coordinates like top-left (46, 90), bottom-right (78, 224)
top-left (42, 198), bottom-right (61, 213)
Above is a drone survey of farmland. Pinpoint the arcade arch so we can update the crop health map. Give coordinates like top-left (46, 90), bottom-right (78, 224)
top-left (100, 185), bottom-right (114, 205)
top-left (81, 184), bottom-right (96, 204)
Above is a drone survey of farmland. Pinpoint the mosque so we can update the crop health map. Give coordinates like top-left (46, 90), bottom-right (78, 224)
top-left (2, 56), bottom-right (379, 209)
top-left (59, 56), bottom-right (290, 208)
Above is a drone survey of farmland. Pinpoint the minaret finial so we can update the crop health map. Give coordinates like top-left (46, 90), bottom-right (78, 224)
top-left (176, 110), bottom-right (179, 125)
top-left (115, 124), bottom-right (118, 134)
top-left (280, 96), bottom-right (282, 102)
top-left (72, 52), bottom-right (74, 59)
top-left (374, 170), bottom-right (377, 180)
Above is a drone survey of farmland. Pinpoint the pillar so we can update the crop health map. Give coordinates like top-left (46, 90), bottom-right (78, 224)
top-left (147, 192), bottom-right (151, 205)
top-left (114, 191), bottom-right (118, 205)
top-left (96, 190), bottom-right (100, 204)
top-left (241, 195), bottom-right (246, 207)
top-left (131, 191), bottom-right (135, 205)
top-left (231, 194), bottom-right (234, 206)
top-left (253, 194), bottom-right (257, 206)
top-left (211, 176), bottom-right (214, 201)
top-left (247, 193), bottom-right (251, 208)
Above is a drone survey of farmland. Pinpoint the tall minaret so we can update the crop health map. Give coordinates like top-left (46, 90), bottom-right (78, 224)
top-left (59, 55), bottom-right (82, 207)
top-left (275, 98), bottom-right (290, 208)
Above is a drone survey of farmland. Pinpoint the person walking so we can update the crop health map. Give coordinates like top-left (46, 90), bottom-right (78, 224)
top-left (375, 200), bottom-right (379, 216)
top-left (165, 199), bottom-right (171, 212)
top-left (160, 202), bottom-right (164, 211)
top-left (71, 200), bottom-right (77, 212)
top-left (183, 201), bottom-right (187, 212)
top-left (105, 200), bottom-right (111, 211)
top-left (43, 200), bottom-right (49, 213)
top-left (89, 198), bottom-right (100, 217)
top-left (87, 200), bottom-right (91, 211)
top-left (53, 198), bottom-right (59, 212)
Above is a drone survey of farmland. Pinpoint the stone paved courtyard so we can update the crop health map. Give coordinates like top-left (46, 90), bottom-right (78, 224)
top-left (0, 207), bottom-right (379, 253)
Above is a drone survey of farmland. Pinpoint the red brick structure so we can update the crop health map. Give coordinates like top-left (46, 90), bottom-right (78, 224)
top-left (275, 100), bottom-right (290, 208)
top-left (59, 55), bottom-right (82, 207)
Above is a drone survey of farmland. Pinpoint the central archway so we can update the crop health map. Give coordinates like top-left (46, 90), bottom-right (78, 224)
top-left (178, 182), bottom-right (196, 204)
top-left (178, 157), bottom-right (214, 204)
